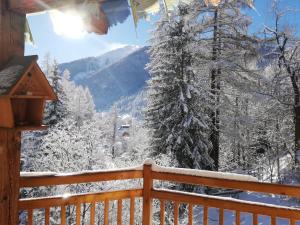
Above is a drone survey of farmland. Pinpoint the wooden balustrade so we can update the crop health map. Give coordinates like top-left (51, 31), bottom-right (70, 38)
top-left (18, 162), bottom-right (300, 224)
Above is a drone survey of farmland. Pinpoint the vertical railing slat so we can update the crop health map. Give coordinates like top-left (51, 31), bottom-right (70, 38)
top-left (61, 205), bottom-right (66, 225)
top-left (291, 219), bottom-right (296, 225)
top-left (203, 206), bottom-right (208, 225)
top-left (236, 211), bottom-right (240, 225)
top-left (271, 217), bottom-right (276, 225)
top-left (174, 202), bottom-right (179, 225)
top-left (219, 208), bottom-right (224, 225)
top-left (76, 203), bottom-right (81, 225)
top-left (117, 199), bottom-right (122, 225)
top-left (130, 197), bottom-right (135, 225)
top-left (253, 213), bottom-right (258, 225)
top-left (160, 200), bottom-right (165, 225)
top-left (90, 202), bottom-right (95, 225)
top-left (188, 204), bottom-right (193, 225)
top-left (28, 209), bottom-right (33, 225)
top-left (45, 207), bottom-right (50, 225)
top-left (104, 200), bottom-right (109, 225)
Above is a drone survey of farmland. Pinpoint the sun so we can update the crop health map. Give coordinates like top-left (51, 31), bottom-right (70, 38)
top-left (49, 9), bottom-right (86, 39)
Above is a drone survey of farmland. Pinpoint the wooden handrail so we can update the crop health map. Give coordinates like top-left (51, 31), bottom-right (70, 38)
top-left (20, 169), bottom-right (143, 188)
top-left (152, 171), bottom-right (300, 198)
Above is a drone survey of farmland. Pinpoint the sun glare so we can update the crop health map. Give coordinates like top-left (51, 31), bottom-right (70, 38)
top-left (49, 10), bottom-right (86, 39)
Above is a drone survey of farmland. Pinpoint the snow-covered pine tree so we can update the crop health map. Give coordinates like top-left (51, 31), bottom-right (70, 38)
top-left (145, 16), bottom-right (171, 156)
top-left (191, 0), bottom-right (258, 170)
top-left (146, 5), bottom-right (213, 170)
top-left (44, 60), bottom-right (67, 126)
top-left (67, 85), bottom-right (96, 127)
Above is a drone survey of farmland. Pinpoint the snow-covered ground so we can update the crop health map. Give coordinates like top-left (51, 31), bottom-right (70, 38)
top-left (185, 192), bottom-right (300, 225)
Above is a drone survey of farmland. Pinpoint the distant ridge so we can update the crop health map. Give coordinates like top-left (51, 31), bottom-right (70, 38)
top-left (59, 45), bottom-right (150, 111)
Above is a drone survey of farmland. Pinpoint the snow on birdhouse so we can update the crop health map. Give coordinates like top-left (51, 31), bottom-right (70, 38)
top-left (0, 55), bottom-right (56, 130)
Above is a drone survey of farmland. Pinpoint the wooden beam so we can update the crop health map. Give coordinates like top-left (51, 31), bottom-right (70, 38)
top-left (9, 0), bottom-right (83, 14)
top-left (0, 129), bottom-right (21, 225)
top-left (0, 0), bottom-right (25, 68)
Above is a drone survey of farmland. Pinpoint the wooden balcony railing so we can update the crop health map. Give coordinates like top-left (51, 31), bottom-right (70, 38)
top-left (18, 160), bottom-right (300, 225)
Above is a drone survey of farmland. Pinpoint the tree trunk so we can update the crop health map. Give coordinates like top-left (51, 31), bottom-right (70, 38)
top-left (276, 119), bottom-right (281, 182)
top-left (288, 70), bottom-right (300, 165)
top-left (234, 96), bottom-right (241, 166)
top-left (111, 108), bottom-right (117, 158)
top-left (0, 0), bottom-right (25, 68)
top-left (209, 9), bottom-right (220, 171)
top-left (294, 106), bottom-right (300, 164)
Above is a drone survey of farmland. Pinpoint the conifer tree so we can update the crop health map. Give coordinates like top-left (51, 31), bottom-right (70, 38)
top-left (146, 5), bottom-right (213, 170)
top-left (44, 60), bottom-right (68, 126)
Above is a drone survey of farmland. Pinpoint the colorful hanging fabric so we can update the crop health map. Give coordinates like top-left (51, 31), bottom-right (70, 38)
top-left (204, 0), bottom-right (254, 7)
top-left (24, 18), bottom-right (35, 45)
top-left (162, 0), bottom-right (178, 11)
top-left (26, 0), bottom-right (256, 38)
top-left (101, 0), bottom-right (130, 28)
top-left (130, 0), bottom-right (160, 27)
top-left (76, 0), bottom-right (108, 34)
top-left (247, 0), bottom-right (254, 8)
top-left (204, 0), bottom-right (221, 6)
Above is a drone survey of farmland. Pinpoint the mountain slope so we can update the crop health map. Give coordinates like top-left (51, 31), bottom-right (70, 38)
top-left (82, 46), bottom-right (149, 110)
top-left (60, 46), bottom-right (150, 111)
top-left (59, 45), bottom-right (140, 82)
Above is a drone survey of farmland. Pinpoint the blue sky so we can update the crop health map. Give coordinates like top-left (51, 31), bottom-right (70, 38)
top-left (25, 0), bottom-right (300, 63)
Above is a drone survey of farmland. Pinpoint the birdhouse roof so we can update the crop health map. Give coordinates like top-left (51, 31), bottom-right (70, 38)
top-left (0, 55), bottom-right (56, 100)
top-left (0, 56), bottom-right (37, 95)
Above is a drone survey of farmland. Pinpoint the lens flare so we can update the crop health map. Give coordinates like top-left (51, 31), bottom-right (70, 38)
top-left (50, 9), bottom-right (86, 39)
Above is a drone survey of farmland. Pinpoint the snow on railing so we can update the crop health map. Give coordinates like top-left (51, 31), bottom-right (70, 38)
top-left (144, 158), bottom-right (258, 182)
top-left (21, 159), bottom-right (256, 182)
top-left (20, 165), bottom-right (143, 177)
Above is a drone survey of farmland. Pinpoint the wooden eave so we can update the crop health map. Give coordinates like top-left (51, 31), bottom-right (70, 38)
top-left (8, 0), bottom-right (108, 35)
top-left (8, 0), bottom-right (81, 14)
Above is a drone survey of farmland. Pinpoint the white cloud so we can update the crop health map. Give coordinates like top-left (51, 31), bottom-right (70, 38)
top-left (102, 42), bottom-right (128, 51)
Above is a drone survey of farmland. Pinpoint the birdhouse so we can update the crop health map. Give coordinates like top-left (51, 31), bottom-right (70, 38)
top-left (0, 55), bottom-right (56, 130)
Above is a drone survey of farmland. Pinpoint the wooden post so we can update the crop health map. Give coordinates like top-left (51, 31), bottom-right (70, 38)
top-left (0, 129), bottom-right (22, 225)
top-left (0, 0), bottom-right (25, 224)
top-left (142, 163), bottom-right (153, 225)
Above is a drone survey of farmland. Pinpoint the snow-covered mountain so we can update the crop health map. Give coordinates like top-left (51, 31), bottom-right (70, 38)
top-left (59, 46), bottom-right (150, 111)
top-left (60, 45), bottom-right (140, 82)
